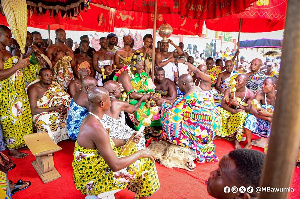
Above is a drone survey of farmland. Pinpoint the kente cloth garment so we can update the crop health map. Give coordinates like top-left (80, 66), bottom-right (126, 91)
top-left (72, 139), bottom-right (160, 197)
top-left (114, 65), bottom-right (158, 131)
top-left (217, 108), bottom-right (248, 142)
top-left (161, 90), bottom-right (221, 163)
top-left (53, 56), bottom-right (74, 91)
top-left (77, 61), bottom-right (91, 75)
top-left (220, 71), bottom-right (238, 91)
top-left (0, 171), bottom-right (11, 199)
top-left (0, 56), bottom-right (32, 149)
top-left (66, 98), bottom-right (88, 140)
top-left (162, 58), bottom-right (178, 82)
top-left (244, 104), bottom-right (274, 138)
top-left (22, 54), bottom-right (41, 87)
top-left (246, 71), bottom-right (266, 93)
top-left (101, 113), bottom-right (145, 150)
top-left (0, 125), bottom-right (6, 151)
top-left (207, 66), bottom-right (222, 86)
top-left (95, 60), bottom-right (111, 86)
top-left (33, 81), bottom-right (70, 143)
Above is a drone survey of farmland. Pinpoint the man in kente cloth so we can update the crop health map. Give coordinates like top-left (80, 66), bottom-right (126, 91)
top-left (115, 35), bottom-right (135, 69)
top-left (67, 77), bottom-right (98, 140)
top-left (114, 52), bottom-right (161, 133)
top-left (72, 87), bottom-right (160, 198)
top-left (244, 77), bottom-right (277, 149)
top-left (161, 74), bottom-right (221, 163)
top-left (246, 58), bottom-right (267, 94)
top-left (217, 74), bottom-right (255, 149)
top-left (93, 37), bottom-right (114, 86)
top-left (215, 60), bottom-right (238, 94)
top-left (0, 25), bottom-right (32, 158)
top-left (102, 80), bottom-right (148, 150)
top-left (46, 28), bottom-right (74, 90)
top-left (28, 68), bottom-right (70, 143)
top-left (73, 40), bottom-right (95, 78)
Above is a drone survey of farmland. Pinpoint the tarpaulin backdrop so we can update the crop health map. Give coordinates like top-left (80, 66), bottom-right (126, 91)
top-left (205, 0), bottom-right (287, 32)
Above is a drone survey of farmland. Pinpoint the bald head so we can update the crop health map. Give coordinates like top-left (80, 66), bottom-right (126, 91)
top-left (103, 80), bottom-right (119, 93)
top-left (179, 74), bottom-right (194, 84)
top-left (82, 76), bottom-right (97, 90)
top-left (250, 58), bottom-right (263, 72)
top-left (88, 87), bottom-right (109, 107)
top-left (237, 74), bottom-right (248, 82)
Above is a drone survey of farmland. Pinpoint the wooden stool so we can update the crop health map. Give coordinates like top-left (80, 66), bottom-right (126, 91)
top-left (24, 132), bottom-right (62, 183)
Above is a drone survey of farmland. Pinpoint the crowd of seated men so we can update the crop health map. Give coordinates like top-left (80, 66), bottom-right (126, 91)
top-left (0, 24), bottom-right (283, 198)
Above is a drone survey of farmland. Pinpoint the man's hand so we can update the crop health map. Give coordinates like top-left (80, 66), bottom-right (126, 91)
top-left (141, 94), bottom-right (150, 101)
top-left (168, 39), bottom-right (175, 46)
top-left (52, 105), bottom-right (67, 114)
top-left (129, 132), bottom-right (142, 144)
top-left (138, 149), bottom-right (155, 162)
top-left (229, 97), bottom-right (239, 107)
top-left (16, 54), bottom-right (30, 69)
top-left (233, 108), bottom-right (243, 114)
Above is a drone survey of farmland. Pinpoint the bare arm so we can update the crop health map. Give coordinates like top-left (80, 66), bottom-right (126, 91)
top-left (118, 72), bottom-right (144, 100)
top-left (185, 62), bottom-right (211, 83)
top-left (0, 53), bottom-right (30, 80)
top-left (88, 123), bottom-right (154, 172)
top-left (164, 80), bottom-right (177, 102)
top-left (68, 81), bottom-right (77, 98)
top-left (170, 40), bottom-right (183, 56)
top-left (215, 73), bottom-right (224, 92)
top-left (119, 95), bottom-right (148, 113)
top-left (115, 51), bottom-right (121, 69)
top-left (93, 53), bottom-right (102, 74)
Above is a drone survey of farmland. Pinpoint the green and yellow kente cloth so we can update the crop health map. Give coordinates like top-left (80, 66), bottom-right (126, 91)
top-left (72, 139), bottom-right (160, 197)
top-left (207, 66), bottom-right (222, 86)
top-left (114, 65), bottom-right (159, 130)
top-left (0, 56), bottom-right (32, 149)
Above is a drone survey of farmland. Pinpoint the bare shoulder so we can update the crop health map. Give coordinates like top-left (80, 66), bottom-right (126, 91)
top-left (247, 89), bottom-right (255, 99)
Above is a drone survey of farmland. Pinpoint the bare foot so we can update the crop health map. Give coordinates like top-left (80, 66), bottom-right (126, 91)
top-left (244, 143), bottom-right (252, 149)
top-left (234, 140), bottom-right (242, 149)
top-left (8, 149), bottom-right (28, 158)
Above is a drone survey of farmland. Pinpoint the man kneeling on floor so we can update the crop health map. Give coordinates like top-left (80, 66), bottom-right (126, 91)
top-left (72, 87), bottom-right (160, 198)
top-left (27, 68), bottom-right (70, 143)
top-left (207, 149), bottom-right (265, 199)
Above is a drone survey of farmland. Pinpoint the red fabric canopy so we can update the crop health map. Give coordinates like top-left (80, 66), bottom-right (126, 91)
top-left (205, 0), bottom-right (287, 32)
top-left (92, 0), bottom-right (257, 19)
top-left (114, 10), bottom-right (204, 36)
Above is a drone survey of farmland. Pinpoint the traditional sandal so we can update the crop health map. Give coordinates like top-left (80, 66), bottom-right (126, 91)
top-left (11, 179), bottom-right (31, 195)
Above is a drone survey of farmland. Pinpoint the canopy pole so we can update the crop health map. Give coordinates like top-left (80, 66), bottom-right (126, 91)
top-left (236, 18), bottom-right (242, 68)
top-left (259, 0), bottom-right (300, 198)
top-left (151, 0), bottom-right (158, 80)
top-left (48, 25), bottom-right (51, 46)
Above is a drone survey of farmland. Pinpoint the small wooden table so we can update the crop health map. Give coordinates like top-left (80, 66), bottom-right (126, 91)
top-left (24, 132), bottom-right (62, 183)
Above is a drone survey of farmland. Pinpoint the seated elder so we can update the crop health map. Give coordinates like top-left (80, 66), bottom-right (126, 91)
top-left (154, 67), bottom-right (177, 105)
top-left (72, 87), bottom-right (160, 198)
top-left (102, 80), bottom-right (148, 150)
top-left (217, 74), bottom-right (255, 149)
top-left (114, 52), bottom-right (160, 131)
top-left (161, 74), bottom-right (221, 163)
top-left (244, 77), bottom-right (277, 148)
top-left (27, 68), bottom-right (70, 143)
top-left (67, 77), bottom-right (97, 140)
top-left (207, 149), bottom-right (265, 199)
